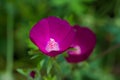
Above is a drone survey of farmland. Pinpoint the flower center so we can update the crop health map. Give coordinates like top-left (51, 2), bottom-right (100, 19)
top-left (71, 45), bottom-right (81, 55)
top-left (46, 38), bottom-right (60, 52)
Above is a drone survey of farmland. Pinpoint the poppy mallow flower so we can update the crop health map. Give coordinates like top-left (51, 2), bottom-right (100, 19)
top-left (65, 25), bottom-right (96, 63)
top-left (30, 16), bottom-right (75, 57)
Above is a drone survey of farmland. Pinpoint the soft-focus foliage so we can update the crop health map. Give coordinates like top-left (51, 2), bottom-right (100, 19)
top-left (0, 0), bottom-right (120, 80)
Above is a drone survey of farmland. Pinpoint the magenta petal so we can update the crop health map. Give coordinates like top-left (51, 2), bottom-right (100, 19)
top-left (30, 18), bottom-right (50, 53)
top-left (47, 16), bottom-right (75, 51)
top-left (30, 16), bottom-right (75, 57)
top-left (65, 25), bottom-right (96, 63)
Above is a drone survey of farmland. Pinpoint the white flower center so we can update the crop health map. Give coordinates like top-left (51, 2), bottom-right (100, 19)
top-left (45, 38), bottom-right (60, 52)
top-left (72, 46), bottom-right (81, 55)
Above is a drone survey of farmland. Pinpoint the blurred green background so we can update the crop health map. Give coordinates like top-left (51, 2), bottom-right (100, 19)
top-left (0, 0), bottom-right (120, 80)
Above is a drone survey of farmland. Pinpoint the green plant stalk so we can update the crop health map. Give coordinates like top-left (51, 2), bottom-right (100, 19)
top-left (6, 2), bottom-right (14, 76)
top-left (51, 57), bottom-right (63, 80)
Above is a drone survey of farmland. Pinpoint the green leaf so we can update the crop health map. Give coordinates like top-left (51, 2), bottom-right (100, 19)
top-left (43, 74), bottom-right (57, 80)
top-left (27, 39), bottom-right (38, 50)
top-left (16, 68), bottom-right (27, 76)
top-left (52, 75), bottom-right (57, 80)
top-left (47, 59), bottom-right (53, 74)
top-left (51, 0), bottom-right (68, 6)
top-left (30, 54), bottom-right (39, 60)
top-left (64, 15), bottom-right (75, 25)
top-left (28, 49), bottom-right (40, 55)
top-left (37, 59), bottom-right (45, 71)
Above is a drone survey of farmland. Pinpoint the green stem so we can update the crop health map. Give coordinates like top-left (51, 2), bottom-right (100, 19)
top-left (92, 43), bottom-right (120, 61)
top-left (6, 2), bottom-right (14, 75)
top-left (51, 57), bottom-right (63, 79)
top-left (51, 58), bottom-right (61, 72)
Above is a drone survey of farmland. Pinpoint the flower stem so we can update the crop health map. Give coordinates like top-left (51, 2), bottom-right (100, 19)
top-left (6, 2), bottom-right (14, 80)
top-left (51, 57), bottom-right (63, 79)
top-left (92, 43), bottom-right (120, 61)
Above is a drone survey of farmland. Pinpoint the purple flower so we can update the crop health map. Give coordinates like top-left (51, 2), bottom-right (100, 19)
top-left (30, 71), bottom-right (36, 79)
top-left (65, 25), bottom-right (96, 63)
top-left (30, 16), bottom-right (75, 57)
